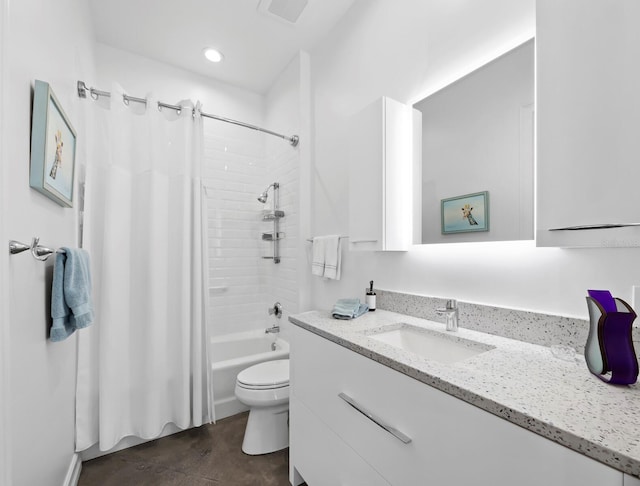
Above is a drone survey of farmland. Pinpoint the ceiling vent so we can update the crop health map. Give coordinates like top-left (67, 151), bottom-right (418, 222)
top-left (257, 0), bottom-right (309, 24)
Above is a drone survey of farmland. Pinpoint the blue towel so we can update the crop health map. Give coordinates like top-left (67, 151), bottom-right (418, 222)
top-left (332, 298), bottom-right (369, 320)
top-left (50, 248), bottom-right (94, 342)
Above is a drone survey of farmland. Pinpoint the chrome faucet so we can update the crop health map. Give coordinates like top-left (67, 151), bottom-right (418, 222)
top-left (436, 299), bottom-right (459, 332)
top-left (265, 324), bottom-right (280, 334)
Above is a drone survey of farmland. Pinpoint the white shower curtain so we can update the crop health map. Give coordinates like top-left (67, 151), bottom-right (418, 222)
top-left (76, 84), bottom-right (212, 452)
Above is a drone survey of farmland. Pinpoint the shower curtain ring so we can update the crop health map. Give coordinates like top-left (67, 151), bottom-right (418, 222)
top-left (158, 104), bottom-right (181, 115)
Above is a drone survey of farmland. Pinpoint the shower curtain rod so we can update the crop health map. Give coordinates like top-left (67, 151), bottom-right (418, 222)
top-left (76, 80), bottom-right (299, 147)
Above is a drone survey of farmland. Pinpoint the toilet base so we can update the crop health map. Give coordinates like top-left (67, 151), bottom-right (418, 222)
top-left (242, 403), bottom-right (289, 455)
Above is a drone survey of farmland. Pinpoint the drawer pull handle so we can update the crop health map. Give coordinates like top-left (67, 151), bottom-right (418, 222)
top-left (338, 392), bottom-right (412, 444)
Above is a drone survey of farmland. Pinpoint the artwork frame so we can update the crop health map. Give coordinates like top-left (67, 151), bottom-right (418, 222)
top-left (29, 80), bottom-right (77, 208)
top-left (441, 191), bottom-right (489, 234)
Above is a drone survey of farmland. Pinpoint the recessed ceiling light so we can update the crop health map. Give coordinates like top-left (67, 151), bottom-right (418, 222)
top-left (203, 48), bottom-right (224, 63)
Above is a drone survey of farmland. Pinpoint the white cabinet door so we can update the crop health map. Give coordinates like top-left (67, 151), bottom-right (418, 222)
top-left (625, 475), bottom-right (640, 485)
top-left (348, 97), bottom-right (416, 251)
top-left (536, 0), bottom-right (640, 247)
top-left (290, 325), bottom-right (623, 486)
top-left (290, 396), bottom-right (391, 486)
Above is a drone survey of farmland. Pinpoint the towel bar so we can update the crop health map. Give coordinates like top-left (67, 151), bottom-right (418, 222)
top-left (306, 236), bottom-right (349, 242)
top-left (9, 237), bottom-right (59, 261)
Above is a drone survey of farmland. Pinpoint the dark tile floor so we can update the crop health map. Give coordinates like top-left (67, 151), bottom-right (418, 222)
top-left (78, 412), bottom-right (294, 485)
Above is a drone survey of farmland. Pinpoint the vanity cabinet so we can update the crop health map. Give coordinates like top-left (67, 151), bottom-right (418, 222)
top-left (290, 396), bottom-right (390, 486)
top-left (289, 324), bottom-right (623, 486)
top-left (348, 97), bottom-right (419, 252)
top-left (536, 0), bottom-right (640, 247)
top-left (626, 475), bottom-right (640, 486)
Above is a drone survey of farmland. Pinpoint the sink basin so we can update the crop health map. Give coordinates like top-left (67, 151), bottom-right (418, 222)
top-left (367, 324), bottom-right (494, 364)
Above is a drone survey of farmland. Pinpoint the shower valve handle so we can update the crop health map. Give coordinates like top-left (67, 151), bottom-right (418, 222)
top-left (269, 302), bottom-right (283, 318)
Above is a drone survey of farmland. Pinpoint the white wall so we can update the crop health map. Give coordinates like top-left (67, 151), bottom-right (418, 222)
top-left (0, 1), bottom-right (11, 483)
top-left (262, 53), bottom-right (309, 338)
top-left (307, 0), bottom-right (640, 319)
top-left (2, 0), bottom-right (97, 484)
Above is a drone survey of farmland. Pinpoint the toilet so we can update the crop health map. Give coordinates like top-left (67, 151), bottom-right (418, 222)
top-left (234, 359), bottom-right (290, 455)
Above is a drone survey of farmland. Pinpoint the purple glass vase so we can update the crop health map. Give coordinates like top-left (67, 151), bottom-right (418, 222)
top-left (585, 289), bottom-right (638, 385)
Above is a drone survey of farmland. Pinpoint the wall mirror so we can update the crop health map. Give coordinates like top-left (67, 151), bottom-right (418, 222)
top-left (415, 39), bottom-right (534, 244)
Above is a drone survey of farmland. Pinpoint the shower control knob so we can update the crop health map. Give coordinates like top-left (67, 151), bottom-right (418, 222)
top-left (269, 302), bottom-right (283, 318)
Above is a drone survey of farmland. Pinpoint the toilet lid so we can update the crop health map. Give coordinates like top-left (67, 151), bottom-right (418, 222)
top-left (237, 359), bottom-right (289, 389)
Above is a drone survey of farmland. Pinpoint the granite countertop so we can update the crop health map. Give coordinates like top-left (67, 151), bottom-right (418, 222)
top-left (289, 309), bottom-right (640, 478)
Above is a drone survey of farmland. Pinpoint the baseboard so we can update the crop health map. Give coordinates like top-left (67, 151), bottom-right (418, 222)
top-left (63, 453), bottom-right (82, 486)
top-left (215, 397), bottom-right (249, 421)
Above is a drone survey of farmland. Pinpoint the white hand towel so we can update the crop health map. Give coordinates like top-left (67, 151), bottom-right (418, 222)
top-left (311, 236), bottom-right (327, 276)
top-left (323, 235), bottom-right (342, 280)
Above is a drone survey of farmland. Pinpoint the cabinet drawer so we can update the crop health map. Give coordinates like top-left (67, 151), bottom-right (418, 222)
top-left (290, 395), bottom-right (390, 486)
top-left (291, 325), bottom-right (622, 486)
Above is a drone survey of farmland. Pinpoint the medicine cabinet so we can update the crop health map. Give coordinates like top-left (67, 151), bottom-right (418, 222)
top-left (348, 96), bottom-right (420, 252)
top-left (536, 0), bottom-right (640, 247)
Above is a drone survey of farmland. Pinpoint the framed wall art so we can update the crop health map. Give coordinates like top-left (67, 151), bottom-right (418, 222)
top-left (30, 80), bottom-right (77, 207)
top-left (441, 191), bottom-right (489, 234)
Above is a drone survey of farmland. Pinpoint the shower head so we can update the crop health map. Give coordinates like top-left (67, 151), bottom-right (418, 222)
top-left (257, 182), bottom-right (279, 203)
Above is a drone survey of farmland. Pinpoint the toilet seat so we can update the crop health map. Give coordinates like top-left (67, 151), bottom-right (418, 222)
top-left (236, 359), bottom-right (289, 390)
top-left (236, 382), bottom-right (289, 390)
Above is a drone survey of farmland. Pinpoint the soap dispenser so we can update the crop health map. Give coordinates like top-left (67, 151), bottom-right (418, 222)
top-left (366, 280), bottom-right (376, 311)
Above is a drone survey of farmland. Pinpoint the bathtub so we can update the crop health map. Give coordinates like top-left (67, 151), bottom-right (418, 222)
top-left (210, 329), bottom-right (289, 420)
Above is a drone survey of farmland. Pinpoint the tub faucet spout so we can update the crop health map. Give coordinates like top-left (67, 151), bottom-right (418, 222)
top-left (436, 299), bottom-right (459, 332)
top-left (265, 325), bottom-right (280, 334)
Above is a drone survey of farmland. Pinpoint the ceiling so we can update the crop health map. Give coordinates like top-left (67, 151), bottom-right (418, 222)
top-left (88, 0), bottom-right (356, 94)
